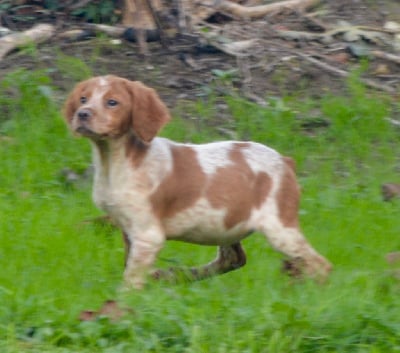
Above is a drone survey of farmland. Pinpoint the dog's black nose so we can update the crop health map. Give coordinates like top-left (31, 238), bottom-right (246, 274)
top-left (77, 109), bottom-right (92, 121)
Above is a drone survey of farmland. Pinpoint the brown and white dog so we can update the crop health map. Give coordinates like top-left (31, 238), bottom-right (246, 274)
top-left (64, 75), bottom-right (332, 289)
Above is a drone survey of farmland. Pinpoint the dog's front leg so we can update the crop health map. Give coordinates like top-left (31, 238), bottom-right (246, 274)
top-left (122, 227), bottom-right (165, 290)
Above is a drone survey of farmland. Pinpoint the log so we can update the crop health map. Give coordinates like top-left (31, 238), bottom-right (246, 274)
top-left (215, 0), bottom-right (320, 20)
top-left (0, 24), bottom-right (55, 61)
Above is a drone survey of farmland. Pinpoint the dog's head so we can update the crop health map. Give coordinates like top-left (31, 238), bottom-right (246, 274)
top-left (63, 75), bottom-right (171, 142)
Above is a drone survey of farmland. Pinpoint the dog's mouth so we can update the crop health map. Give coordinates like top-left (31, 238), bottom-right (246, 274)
top-left (75, 125), bottom-right (99, 138)
top-left (75, 125), bottom-right (111, 141)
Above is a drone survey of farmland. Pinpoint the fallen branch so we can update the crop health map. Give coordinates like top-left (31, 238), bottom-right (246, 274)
top-left (86, 23), bottom-right (126, 37)
top-left (295, 52), bottom-right (396, 93)
top-left (59, 24), bottom-right (160, 43)
top-left (197, 25), bottom-right (260, 57)
top-left (215, 0), bottom-right (320, 20)
top-left (372, 50), bottom-right (400, 65)
top-left (276, 25), bottom-right (393, 44)
top-left (276, 29), bottom-right (327, 42)
top-left (0, 24), bottom-right (55, 60)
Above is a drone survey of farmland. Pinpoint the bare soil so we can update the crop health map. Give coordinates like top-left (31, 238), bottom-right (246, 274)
top-left (1, 0), bottom-right (400, 108)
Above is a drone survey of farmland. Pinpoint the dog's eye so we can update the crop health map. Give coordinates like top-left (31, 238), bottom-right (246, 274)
top-left (80, 96), bottom-right (87, 104)
top-left (107, 99), bottom-right (118, 107)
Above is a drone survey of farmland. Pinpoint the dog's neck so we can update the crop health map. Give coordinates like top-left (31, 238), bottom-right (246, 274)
top-left (91, 138), bottom-right (122, 174)
top-left (90, 134), bottom-right (149, 176)
top-left (89, 134), bottom-right (152, 214)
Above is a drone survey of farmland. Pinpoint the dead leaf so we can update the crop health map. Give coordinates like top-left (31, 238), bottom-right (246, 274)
top-left (329, 52), bottom-right (350, 64)
top-left (78, 300), bottom-right (134, 322)
top-left (386, 252), bottom-right (400, 265)
top-left (381, 183), bottom-right (400, 201)
top-left (373, 64), bottom-right (390, 76)
top-left (98, 300), bottom-right (131, 321)
top-left (79, 310), bottom-right (97, 321)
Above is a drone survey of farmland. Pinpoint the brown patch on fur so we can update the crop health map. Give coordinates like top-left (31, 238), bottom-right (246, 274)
top-left (101, 77), bottom-right (134, 137)
top-left (276, 157), bottom-right (300, 228)
top-left (283, 156), bottom-right (296, 171)
top-left (150, 146), bottom-right (206, 218)
top-left (124, 80), bottom-right (171, 142)
top-left (125, 134), bottom-right (149, 167)
top-left (206, 144), bottom-right (272, 229)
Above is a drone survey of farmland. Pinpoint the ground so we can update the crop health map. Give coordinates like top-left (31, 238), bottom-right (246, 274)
top-left (1, 0), bottom-right (400, 108)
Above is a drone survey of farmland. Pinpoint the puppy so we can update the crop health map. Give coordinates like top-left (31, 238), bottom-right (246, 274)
top-left (64, 75), bottom-right (332, 289)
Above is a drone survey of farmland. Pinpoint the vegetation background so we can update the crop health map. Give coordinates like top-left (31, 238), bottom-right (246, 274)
top-left (0, 1), bottom-right (399, 352)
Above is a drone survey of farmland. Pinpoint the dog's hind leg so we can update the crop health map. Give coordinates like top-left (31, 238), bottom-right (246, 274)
top-left (256, 158), bottom-right (332, 280)
top-left (151, 242), bottom-right (247, 283)
top-left (260, 222), bottom-right (332, 280)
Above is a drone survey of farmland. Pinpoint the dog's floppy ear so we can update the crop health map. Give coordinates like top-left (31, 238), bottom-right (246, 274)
top-left (63, 81), bottom-right (85, 123)
top-left (126, 81), bottom-right (171, 143)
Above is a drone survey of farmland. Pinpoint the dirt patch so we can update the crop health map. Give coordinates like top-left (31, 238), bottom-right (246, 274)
top-left (1, 0), bottom-right (400, 109)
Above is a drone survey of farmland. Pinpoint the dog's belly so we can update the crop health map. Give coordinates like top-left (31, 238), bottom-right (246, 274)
top-left (167, 228), bottom-right (252, 245)
top-left (162, 199), bottom-right (252, 245)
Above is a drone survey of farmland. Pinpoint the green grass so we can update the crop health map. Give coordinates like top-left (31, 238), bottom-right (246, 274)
top-left (0, 68), bottom-right (399, 352)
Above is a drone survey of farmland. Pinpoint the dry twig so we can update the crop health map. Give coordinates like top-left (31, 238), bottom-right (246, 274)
top-left (67, 0), bottom-right (92, 10)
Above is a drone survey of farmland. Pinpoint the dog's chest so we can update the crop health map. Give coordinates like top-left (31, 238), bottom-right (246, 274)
top-left (92, 175), bottom-right (119, 215)
top-left (92, 162), bottom-right (139, 215)
top-left (92, 179), bottom-right (114, 213)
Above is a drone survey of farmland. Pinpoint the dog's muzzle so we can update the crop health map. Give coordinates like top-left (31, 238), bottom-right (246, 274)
top-left (77, 108), bottom-right (92, 122)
